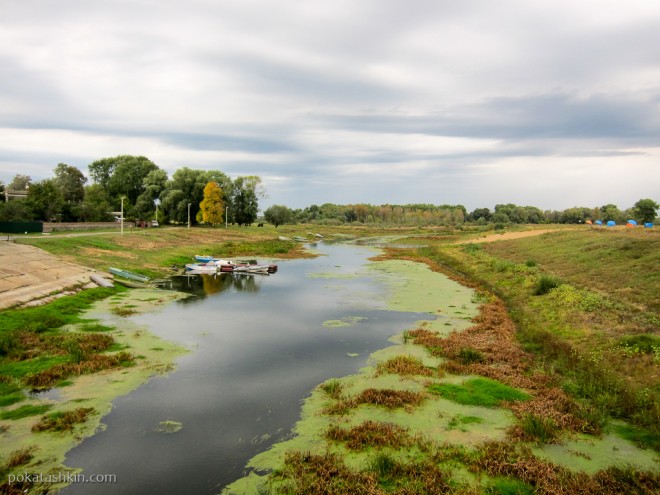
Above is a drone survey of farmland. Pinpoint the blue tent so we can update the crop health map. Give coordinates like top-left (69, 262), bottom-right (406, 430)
top-left (607, 220), bottom-right (616, 227)
top-left (595, 220), bottom-right (603, 225)
top-left (627, 219), bottom-right (637, 226)
top-left (644, 223), bottom-right (654, 228)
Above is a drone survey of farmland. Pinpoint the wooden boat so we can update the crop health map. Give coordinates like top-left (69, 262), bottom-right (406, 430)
top-left (185, 263), bottom-right (220, 274)
top-left (114, 278), bottom-right (151, 288)
top-left (109, 267), bottom-right (151, 283)
top-left (193, 255), bottom-right (277, 274)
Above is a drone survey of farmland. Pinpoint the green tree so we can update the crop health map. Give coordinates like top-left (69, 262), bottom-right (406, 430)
top-left (199, 182), bottom-right (224, 225)
top-left (53, 163), bottom-right (86, 203)
top-left (599, 204), bottom-right (622, 223)
top-left (26, 179), bottom-right (64, 221)
top-left (632, 198), bottom-right (659, 223)
top-left (76, 184), bottom-right (113, 222)
top-left (134, 169), bottom-right (169, 220)
top-left (264, 205), bottom-right (293, 227)
top-left (161, 167), bottom-right (212, 224)
top-left (88, 155), bottom-right (159, 206)
top-left (231, 176), bottom-right (261, 226)
top-left (8, 174), bottom-right (31, 191)
top-left (0, 200), bottom-right (33, 221)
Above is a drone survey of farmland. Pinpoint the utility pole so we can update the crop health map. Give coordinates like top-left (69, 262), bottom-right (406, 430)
top-left (225, 206), bottom-right (228, 228)
top-left (187, 203), bottom-right (191, 230)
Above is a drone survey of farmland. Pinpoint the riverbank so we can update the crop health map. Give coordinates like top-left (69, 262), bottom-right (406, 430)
top-left (0, 288), bottom-right (189, 493)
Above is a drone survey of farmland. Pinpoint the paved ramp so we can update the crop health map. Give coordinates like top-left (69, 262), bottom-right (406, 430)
top-left (0, 242), bottom-right (101, 310)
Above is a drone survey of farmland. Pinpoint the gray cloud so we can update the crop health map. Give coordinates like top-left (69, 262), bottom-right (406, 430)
top-left (1, 0), bottom-right (659, 211)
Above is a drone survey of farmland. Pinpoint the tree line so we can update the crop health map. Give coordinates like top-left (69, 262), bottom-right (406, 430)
top-left (1, 158), bottom-right (657, 227)
top-left (0, 156), bottom-right (264, 226)
top-left (264, 200), bottom-right (658, 227)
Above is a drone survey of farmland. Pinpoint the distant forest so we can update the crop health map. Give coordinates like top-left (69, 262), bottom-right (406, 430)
top-left (1, 156), bottom-right (657, 227)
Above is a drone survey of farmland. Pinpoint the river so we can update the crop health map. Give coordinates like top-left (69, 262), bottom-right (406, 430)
top-left (62, 243), bottom-right (434, 494)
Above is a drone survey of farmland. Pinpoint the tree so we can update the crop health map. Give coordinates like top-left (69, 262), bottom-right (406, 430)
top-left (76, 184), bottom-right (113, 222)
top-left (161, 167), bottom-right (215, 224)
top-left (264, 205), bottom-right (293, 227)
top-left (469, 208), bottom-right (491, 222)
top-left (599, 204), bottom-right (622, 223)
top-left (134, 169), bottom-right (169, 220)
top-left (199, 182), bottom-right (224, 225)
top-left (26, 179), bottom-right (64, 221)
top-left (231, 176), bottom-right (261, 226)
top-left (632, 198), bottom-right (659, 223)
top-left (8, 174), bottom-right (31, 191)
top-left (54, 163), bottom-right (86, 203)
top-left (88, 155), bottom-right (159, 206)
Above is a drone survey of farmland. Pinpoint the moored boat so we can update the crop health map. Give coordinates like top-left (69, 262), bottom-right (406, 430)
top-left (109, 267), bottom-right (151, 283)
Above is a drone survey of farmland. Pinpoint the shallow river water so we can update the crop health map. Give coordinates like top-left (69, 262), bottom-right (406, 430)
top-left (62, 243), bottom-right (434, 494)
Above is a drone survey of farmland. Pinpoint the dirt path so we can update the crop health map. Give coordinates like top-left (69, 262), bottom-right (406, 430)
top-left (0, 241), bottom-right (103, 310)
top-left (456, 228), bottom-right (572, 244)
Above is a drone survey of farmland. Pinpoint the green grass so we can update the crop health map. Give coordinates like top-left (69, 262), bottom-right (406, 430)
top-left (0, 356), bottom-right (70, 379)
top-left (486, 477), bottom-right (535, 495)
top-left (612, 423), bottom-right (660, 451)
top-left (428, 378), bottom-right (530, 407)
top-left (0, 403), bottom-right (52, 420)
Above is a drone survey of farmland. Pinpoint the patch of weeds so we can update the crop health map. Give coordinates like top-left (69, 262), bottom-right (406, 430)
top-left (319, 379), bottom-right (343, 400)
top-left (0, 379), bottom-right (24, 407)
top-left (533, 275), bottom-right (561, 295)
top-left (0, 404), bottom-right (52, 420)
top-left (111, 306), bottom-right (138, 317)
top-left (519, 414), bottom-right (559, 444)
top-left (79, 323), bottom-right (114, 332)
top-left (31, 407), bottom-right (95, 432)
top-left (376, 355), bottom-right (434, 377)
top-left (524, 260), bottom-right (537, 267)
top-left (429, 378), bottom-right (530, 407)
top-left (486, 476), bottom-right (535, 495)
top-left (463, 243), bottom-right (482, 255)
top-left (457, 347), bottom-right (485, 365)
top-left (3, 447), bottom-right (34, 469)
top-left (354, 388), bottom-right (425, 410)
top-left (617, 334), bottom-right (660, 355)
top-left (325, 421), bottom-right (413, 450)
top-left (369, 452), bottom-right (398, 479)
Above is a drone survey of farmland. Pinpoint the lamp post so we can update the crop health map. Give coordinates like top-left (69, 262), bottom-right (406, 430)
top-left (120, 197), bottom-right (125, 235)
top-left (187, 203), bottom-right (191, 230)
top-left (225, 206), bottom-right (228, 228)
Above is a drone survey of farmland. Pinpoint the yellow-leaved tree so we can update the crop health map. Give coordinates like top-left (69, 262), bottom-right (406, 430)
top-left (199, 181), bottom-right (224, 225)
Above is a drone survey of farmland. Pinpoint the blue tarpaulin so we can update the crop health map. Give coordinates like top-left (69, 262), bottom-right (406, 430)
top-left (644, 223), bottom-right (654, 228)
top-left (595, 220), bottom-right (603, 225)
top-left (627, 219), bottom-right (637, 226)
top-left (607, 221), bottom-right (616, 227)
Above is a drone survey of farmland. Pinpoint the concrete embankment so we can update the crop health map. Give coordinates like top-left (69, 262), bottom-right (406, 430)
top-left (0, 241), bottom-right (104, 310)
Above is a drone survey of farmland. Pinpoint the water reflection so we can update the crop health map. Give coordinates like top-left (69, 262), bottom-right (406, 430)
top-left (163, 273), bottom-right (264, 300)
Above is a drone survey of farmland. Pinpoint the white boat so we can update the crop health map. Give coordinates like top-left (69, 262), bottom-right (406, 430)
top-left (185, 262), bottom-right (220, 274)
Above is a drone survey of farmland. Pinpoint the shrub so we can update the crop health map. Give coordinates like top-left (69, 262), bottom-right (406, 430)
top-left (533, 275), bottom-right (561, 295)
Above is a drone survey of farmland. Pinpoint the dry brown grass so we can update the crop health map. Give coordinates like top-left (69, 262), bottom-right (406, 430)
top-left (25, 351), bottom-right (134, 387)
top-left (325, 421), bottom-right (415, 451)
top-left (472, 441), bottom-right (660, 495)
top-left (31, 407), bottom-right (96, 432)
top-left (375, 355), bottom-right (435, 377)
top-left (323, 388), bottom-right (426, 415)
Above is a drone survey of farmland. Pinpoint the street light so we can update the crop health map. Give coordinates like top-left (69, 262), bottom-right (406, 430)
top-left (225, 206), bottom-right (228, 228)
top-left (187, 203), bottom-right (191, 230)
top-left (120, 196), bottom-right (126, 235)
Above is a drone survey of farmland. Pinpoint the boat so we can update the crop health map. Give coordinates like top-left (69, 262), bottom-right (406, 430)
top-left (193, 255), bottom-right (277, 274)
top-left (90, 274), bottom-right (114, 288)
top-left (114, 278), bottom-right (151, 288)
top-left (185, 262), bottom-right (221, 274)
top-left (108, 267), bottom-right (151, 283)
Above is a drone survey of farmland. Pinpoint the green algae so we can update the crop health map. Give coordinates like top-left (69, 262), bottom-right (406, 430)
top-left (155, 420), bottom-right (183, 434)
top-left (322, 316), bottom-right (367, 328)
top-left (368, 259), bottom-right (479, 334)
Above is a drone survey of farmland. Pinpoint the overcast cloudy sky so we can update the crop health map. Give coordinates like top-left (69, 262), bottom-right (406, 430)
top-left (1, 0), bottom-right (659, 211)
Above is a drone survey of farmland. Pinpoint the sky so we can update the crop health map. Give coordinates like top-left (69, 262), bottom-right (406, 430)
top-left (1, 0), bottom-right (659, 212)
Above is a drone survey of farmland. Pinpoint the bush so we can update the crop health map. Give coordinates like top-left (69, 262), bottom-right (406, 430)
top-left (533, 275), bottom-right (561, 295)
